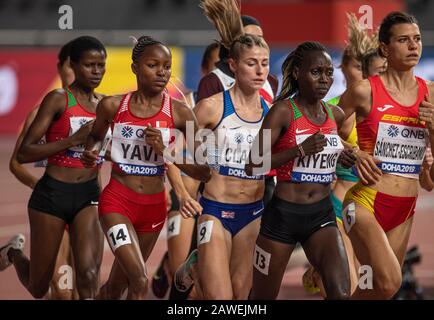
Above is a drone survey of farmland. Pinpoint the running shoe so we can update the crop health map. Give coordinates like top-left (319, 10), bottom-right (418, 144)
top-left (0, 234), bottom-right (25, 271)
top-left (151, 251), bottom-right (169, 298)
top-left (302, 266), bottom-right (321, 294)
top-left (174, 249), bottom-right (198, 292)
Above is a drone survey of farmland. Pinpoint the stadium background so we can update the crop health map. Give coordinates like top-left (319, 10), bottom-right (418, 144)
top-left (1, 0), bottom-right (434, 299)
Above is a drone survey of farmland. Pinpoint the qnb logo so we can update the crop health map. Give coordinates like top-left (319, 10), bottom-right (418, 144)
top-left (136, 128), bottom-right (145, 139)
top-left (121, 126), bottom-right (134, 138)
top-left (234, 133), bottom-right (244, 144)
top-left (387, 125), bottom-right (400, 138)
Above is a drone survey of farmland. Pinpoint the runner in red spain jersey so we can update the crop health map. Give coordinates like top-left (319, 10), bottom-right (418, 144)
top-left (339, 12), bottom-right (434, 299)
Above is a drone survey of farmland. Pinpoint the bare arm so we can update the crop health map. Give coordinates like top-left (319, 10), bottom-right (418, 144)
top-left (331, 105), bottom-right (357, 168)
top-left (421, 81), bottom-right (434, 182)
top-left (338, 80), bottom-right (382, 184)
top-left (420, 147), bottom-right (434, 191)
top-left (166, 164), bottom-right (203, 218)
top-left (17, 90), bottom-right (91, 163)
top-left (9, 107), bottom-right (40, 188)
top-left (171, 100), bottom-right (211, 182)
top-left (82, 96), bottom-right (118, 167)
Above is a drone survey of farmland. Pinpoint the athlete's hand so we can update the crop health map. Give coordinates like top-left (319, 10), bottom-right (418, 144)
top-left (69, 120), bottom-right (95, 146)
top-left (419, 96), bottom-right (434, 131)
top-left (179, 193), bottom-right (203, 219)
top-left (354, 149), bottom-right (382, 185)
top-left (422, 147), bottom-right (433, 170)
top-left (145, 124), bottom-right (165, 156)
top-left (81, 149), bottom-right (99, 168)
top-left (299, 132), bottom-right (327, 156)
top-left (338, 148), bottom-right (357, 169)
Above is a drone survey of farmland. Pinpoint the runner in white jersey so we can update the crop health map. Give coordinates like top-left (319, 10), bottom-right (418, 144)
top-left (185, 0), bottom-right (271, 300)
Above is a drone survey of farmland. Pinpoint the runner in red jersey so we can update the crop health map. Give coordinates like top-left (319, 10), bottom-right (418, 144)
top-left (81, 36), bottom-right (210, 300)
top-left (7, 41), bottom-right (79, 300)
top-left (0, 36), bottom-right (107, 299)
top-left (339, 12), bottom-right (434, 299)
top-left (246, 41), bottom-right (356, 300)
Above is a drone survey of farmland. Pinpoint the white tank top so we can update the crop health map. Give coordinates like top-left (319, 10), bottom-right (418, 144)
top-left (208, 90), bottom-right (269, 180)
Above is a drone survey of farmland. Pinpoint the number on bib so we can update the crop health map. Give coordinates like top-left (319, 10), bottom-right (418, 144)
top-left (107, 224), bottom-right (132, 251)
top-left (197, 220), bottom-right (213, 246)
top-left (253, 244), bottom-right (271, 275)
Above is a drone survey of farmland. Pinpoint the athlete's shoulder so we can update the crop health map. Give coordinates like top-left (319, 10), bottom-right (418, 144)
top-left (39, 88), bottom-right (67, 111)
top-left (350, 79), bottom-right (371, 96)
top-left (195, 91), bottom-right (223, 111)
top-left (268, 100), bottom-right (291, 119)
top-left (171, 98), bottom-right (193, 115)
top-left (97, 94), bottom-right (124, 114)
top-left (342, 79), bottom-right (372, 106)
top-left (329, 103), bottom-right (345, 125)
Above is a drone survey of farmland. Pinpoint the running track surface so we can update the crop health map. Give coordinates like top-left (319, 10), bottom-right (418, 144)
top-left (0, 136), bottom-right (433, 300)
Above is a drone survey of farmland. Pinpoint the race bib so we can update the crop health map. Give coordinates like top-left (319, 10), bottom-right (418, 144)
top-left (218, 127), bottom-right (262, 180)
top-left (292, 134), bottom-right (343, 184)
top-left (67, 117), bottom-right (110, 163)
top-left (374, 122), bottom-right (426, 175)
top-left (68, 116), bottom-right (93, 152)
top-left (111, 123), bottom-right (170, 176)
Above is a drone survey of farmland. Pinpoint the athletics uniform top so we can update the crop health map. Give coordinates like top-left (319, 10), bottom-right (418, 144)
top-left (357, 75), bottom-right (428, 179)
top-left (46, 88), bottom-right (110, 168)
top-left (273, 98), bottom-right (343, 184)
top-left (110, 91), bottom-right (175, 176)
top-left (208, 90), bottom-right (269, 180)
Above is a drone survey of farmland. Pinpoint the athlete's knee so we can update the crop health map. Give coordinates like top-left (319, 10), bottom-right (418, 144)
top-left (28, 281), bottom-right (50, 299)
top-left (374, 271), bottom-right (402, 299)
top-left (128, 276), bottom-right (148, 297)
top-left (202, 286), bottom-right (232, 300)
top-left (325, 285), bottom-right (351, 300)
top-left (76, 267), bottom-right (99, 288)
top-left (232, 278), bottom-right (249, 300)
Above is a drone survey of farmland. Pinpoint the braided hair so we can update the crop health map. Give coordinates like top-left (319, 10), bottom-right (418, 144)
top-left (275, 42), bottom-right (327, 102)
top-left (131, 35), bottom-right (166, 64)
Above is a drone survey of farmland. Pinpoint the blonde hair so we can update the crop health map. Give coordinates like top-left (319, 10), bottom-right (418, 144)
top-left (341, 13), bottom-right (379, 66)
top-left (200, 0), bottom-right (268, 60)
top-left (200, 0), bottom-right (244, 49)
